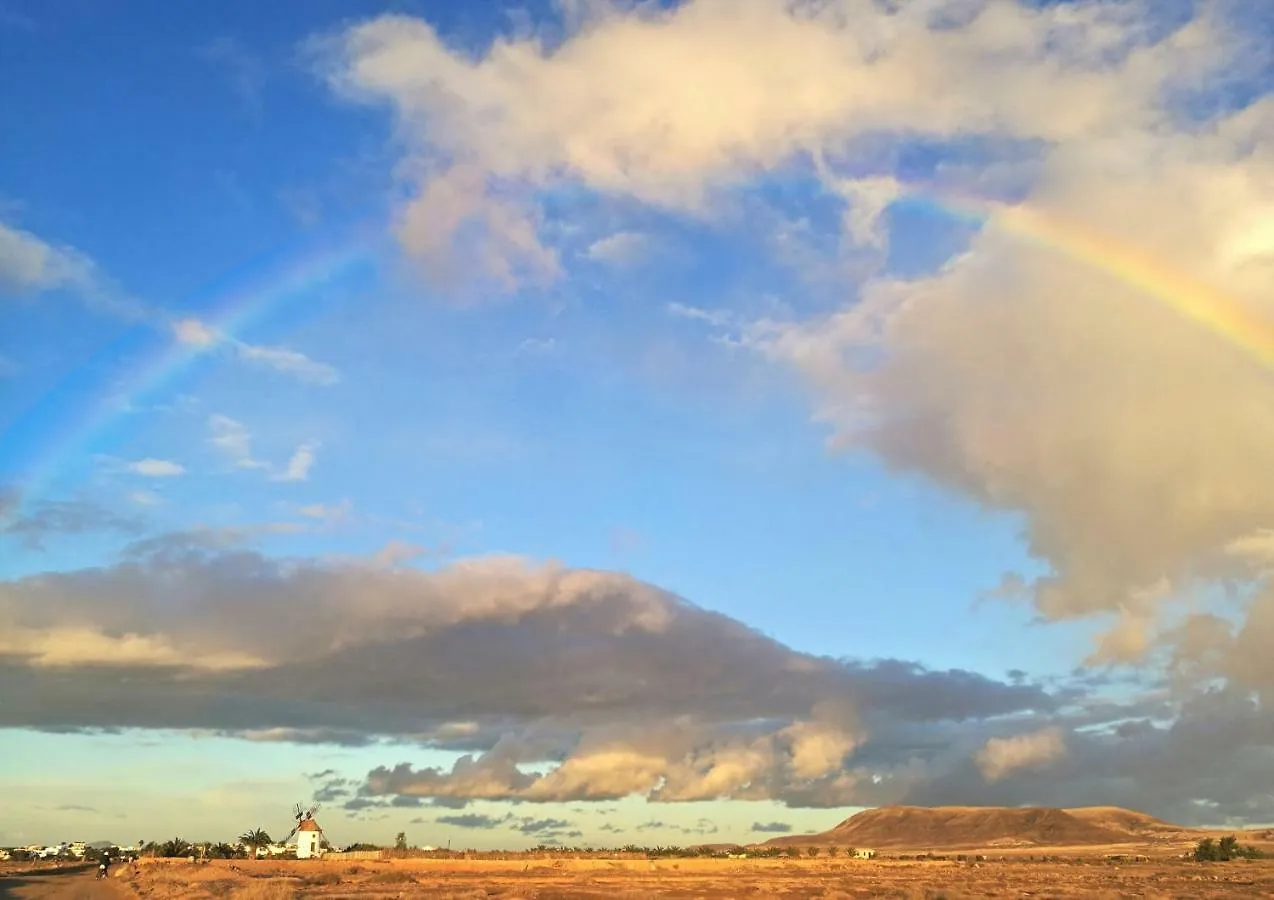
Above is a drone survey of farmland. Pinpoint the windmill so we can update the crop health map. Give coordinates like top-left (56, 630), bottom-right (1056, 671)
top-left (282, 803), bottom-right (328, 859)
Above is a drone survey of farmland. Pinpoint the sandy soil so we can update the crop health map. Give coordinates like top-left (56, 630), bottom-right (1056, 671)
top-left (117, 855), bottom-right (1274, 899)
top-left (0, 862), bottom-right (125, 899)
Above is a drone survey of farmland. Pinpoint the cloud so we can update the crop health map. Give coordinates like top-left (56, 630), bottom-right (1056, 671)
top-left (516, 337), bottom-right (557, 356)
top-left (0, 626), bottom-right (265, 671)
top-left (515, 817), bottom-right (572, 835)
top-left (0, 220), bottom-right (144, 318)
top-left (175, 318), bottom-right (339, 386)
top-left (274, 443), bottom-right (318, 483)
top-left (666, 302), bottom-right (734, 329)
top-left (236, 344), bottom-right (340, 386)
top-left (5, 539), bottom-right (1273, 821)
top-left (436, 813), bottom-right (510, 830)
top-left (127, 458), bottom-right (186, 478)
top-left (0, 495), bottom-right (144, 550)
top-left (207, 415), bottom-right (323, 483)
top-left (975, 727), bottom-right (1067, 783)
top-left (751, 821), bottom-right (791, 834)
top-left (207, 414), bottom-right (268, 470)
top-left (0, 541), bottom-right (1060, 810)
top-left (297, 500), bottom-right (351, 523)
top-left (199, 36), bottom-right (265, 114)
top-left (0, 221), bottom-right (96, 294)
top-left (129, 490), bottom-right (165, 507)
top-left (173, 318), bottom-right (218, 347)
top-left (753, 95), bottom-right (1274, 645)
top-left (584, 231), bottom-right (649, 266)
top-left (319, 0), bottom-right (1225, 293)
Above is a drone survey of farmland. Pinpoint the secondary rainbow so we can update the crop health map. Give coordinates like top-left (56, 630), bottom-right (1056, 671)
top-left (2, 226), bottom-right (377, 504)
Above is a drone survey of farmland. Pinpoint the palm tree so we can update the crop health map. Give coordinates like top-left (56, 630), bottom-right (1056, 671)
top-left (239, 829), bottom-right (272, 860)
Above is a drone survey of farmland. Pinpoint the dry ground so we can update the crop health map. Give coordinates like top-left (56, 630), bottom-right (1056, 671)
top-left (0, 862), bottom-right (125, 899)
top-left (116, 856), bottom-right (1274, 899)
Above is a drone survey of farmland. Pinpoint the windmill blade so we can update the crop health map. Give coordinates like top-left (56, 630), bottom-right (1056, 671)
top-left (293, 803), bottom-right (304, 820)
top-left (316, 825), bottom-right (329, 847)
top-left (305, 803), bottom-right (321, 819)
top-left (281, 824), bottom-right (300, 845)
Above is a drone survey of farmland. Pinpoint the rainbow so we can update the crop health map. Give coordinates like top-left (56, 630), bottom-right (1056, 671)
top-left (894, 187), bottom-right (1274, 370)
top-left (1, 226), bottom-right (378, 504)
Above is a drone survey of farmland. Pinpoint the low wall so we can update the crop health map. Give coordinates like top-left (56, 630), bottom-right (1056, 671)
top-left (321, 850), bottom-right (385, 861)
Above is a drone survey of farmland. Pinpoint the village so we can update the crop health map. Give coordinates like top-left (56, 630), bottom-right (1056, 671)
top-left (0, 802), bottom-right (886, 868)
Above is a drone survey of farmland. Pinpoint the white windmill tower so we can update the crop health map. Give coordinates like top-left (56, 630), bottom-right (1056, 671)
top-left (282, 803), bottom-right (328, 859)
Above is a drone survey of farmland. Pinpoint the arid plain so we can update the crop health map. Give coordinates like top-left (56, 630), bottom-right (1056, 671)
top-left (103, 854), bottom-right (1274, 899)
top-left (11, 806), bottom-right (1274, 899)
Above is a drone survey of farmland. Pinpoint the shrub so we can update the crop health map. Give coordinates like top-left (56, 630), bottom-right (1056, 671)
top-left (1194, 836), bottom-right (1264, 862)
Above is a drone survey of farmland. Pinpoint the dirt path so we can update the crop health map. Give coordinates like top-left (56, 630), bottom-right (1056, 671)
top-left (0, 866), bottom-right (126, 900)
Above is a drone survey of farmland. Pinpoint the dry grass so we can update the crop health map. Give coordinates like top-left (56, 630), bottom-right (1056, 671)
top-left (116, 855), bottom-right (1274, 898)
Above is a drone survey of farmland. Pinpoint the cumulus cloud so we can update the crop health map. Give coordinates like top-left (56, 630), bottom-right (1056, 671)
top-left (0, 541), bottom-right (1057, 809)
top-left (753, 98), bottom-right (1274, 645)
top-left (975, 727), bottom-right (1067, 783)
top-left (319, 0), bottom-right (1233, 293)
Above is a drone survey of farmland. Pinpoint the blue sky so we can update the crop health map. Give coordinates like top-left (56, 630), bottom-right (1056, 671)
top-left (4, 0), bottom-right (1274, 850)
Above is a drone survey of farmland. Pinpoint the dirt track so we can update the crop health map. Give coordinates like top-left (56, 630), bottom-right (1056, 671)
top-left (119, 856), bottom-right (1274, 898)
top-left (0, 865), bottom-right (124, 900)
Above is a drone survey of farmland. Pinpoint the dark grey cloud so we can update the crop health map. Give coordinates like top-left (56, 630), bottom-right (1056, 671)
top-left (436, 813), bottom-right (510, 829)
top-left (751, 821), bottom-right (792, 834)
top-left (515, 817), bottom-right (571, 835)
top-left (9, 538), bottom-right (1268, 820)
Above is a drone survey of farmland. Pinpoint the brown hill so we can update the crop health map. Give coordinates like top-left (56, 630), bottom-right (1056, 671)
top-left (764, 805), bottom-right (1180, 850)
top-left (1062, 806), bottom-right (1181, 837)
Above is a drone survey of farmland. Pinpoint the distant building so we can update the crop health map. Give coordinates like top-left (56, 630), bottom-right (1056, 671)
top-left (852, 848), bottom-right (876, 859)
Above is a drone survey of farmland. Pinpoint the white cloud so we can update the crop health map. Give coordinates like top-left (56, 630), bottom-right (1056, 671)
top-left (584, 231), bottom-right (649, 266)
top-left (129, 490), bottom-right (165, 507)
top-left (0, 221), bottom-right (96, 294)
top-left (174, 317), bottom-right (340, 385)
top-left (274, 443), bottom-right (318, 483)
top-left (666, 302), bottom-right (733, 328)
top-left (236, 344), bottom-right (340, 386)
top-left (975, 728), bottom-right (1067, 783)
top-left (516, 337), bottom-right (557, 355)
top-left (127, 458), bottom-right (186, 478)
top-left (322, 0), bottom-right (1222, 291)
top-left (173, 318), bottom-right (219, 347)
top-left (208, 414), bottom-right (267, 470)
top-left (208, 415), bottom-right (321, 482)
top-left (297, 500), bottom-right (351, 523)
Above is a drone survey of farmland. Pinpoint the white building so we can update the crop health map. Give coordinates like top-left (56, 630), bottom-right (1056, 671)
top-left (295, 818), bottom-right (322, 859)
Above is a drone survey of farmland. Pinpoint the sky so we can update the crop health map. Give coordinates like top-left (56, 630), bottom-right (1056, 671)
top-left (2, 0), bottom-right (1274, 851)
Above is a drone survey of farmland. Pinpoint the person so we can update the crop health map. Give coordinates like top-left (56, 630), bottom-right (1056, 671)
top-left (98, 856), bottom-right (109, 879)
